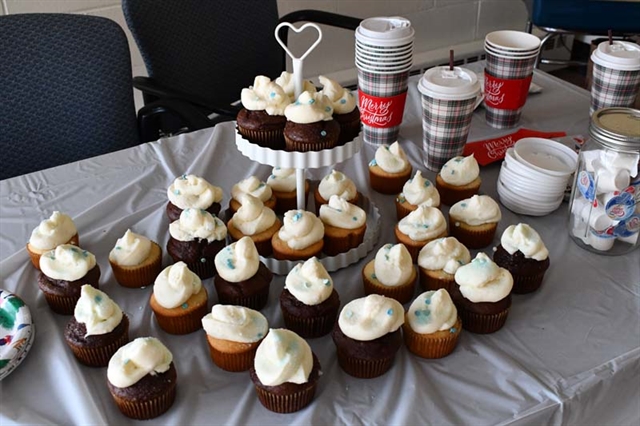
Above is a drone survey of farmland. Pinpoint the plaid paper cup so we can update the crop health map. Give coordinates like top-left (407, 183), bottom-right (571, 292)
top-left (590, 63), bottom-right (640, 114)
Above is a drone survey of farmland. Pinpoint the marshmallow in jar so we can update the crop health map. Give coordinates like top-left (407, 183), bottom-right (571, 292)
top-left (568, 107), bottom-right (640, 255)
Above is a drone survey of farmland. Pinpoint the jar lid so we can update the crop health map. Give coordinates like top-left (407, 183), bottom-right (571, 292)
top-left (590, 108), bottom-right (640, 151)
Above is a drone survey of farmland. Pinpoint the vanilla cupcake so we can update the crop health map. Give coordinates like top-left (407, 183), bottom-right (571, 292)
top-left (229, 175), bottom-right (277, 214)
top-left (395, 205), bottom-right (448, 262)
top-left (149, 262), bottom-right (208, 335)
top-left (361, 243), bottom-right (417, 304)
top-left (109, 229), bottom-right (162, 288)
top-left (313, 169), bottom-right (359, 214)
top-left (436, 155), bottom-right (481, 206)
top-left (417, 237), bottom-right (471, 293)
top-left (202, 305), bottom-right (268, 372)
top-left (319, 75), bottom-right (360, 144)
top-left (396, 170), bottom-right (440, 220)
top-left (275, 71), bottom-right (317, 102)
top-left (449, 195), bottom-right (501, 249)
top-left (319, 195), bottom-right (367, 256)
top-left (266, 167), bottom-right (310, 214)
top-left (166, 174), bottom-right (223, 222)
top-left (403, 289), bottom-right (462, 359)
top-left (369, 141), bottom-right (412, 194)
top-left (227, 194), bottom-right (281, 256)
top-left (26, 211), bottom-right (79, 270)
top-left (271, 210), bottom-right (324, 261)
top-left (283, 91), bottom-right (340, 152)
top-left (452, 252), bottom-right (513, 334)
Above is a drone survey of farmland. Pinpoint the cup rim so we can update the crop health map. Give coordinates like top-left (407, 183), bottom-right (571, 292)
top-left (418, 66), bottom-right (481, 100)
top-left (503, 149), bottom-right (571, 185)
top-left (485, 45), bottom-right (540, 60)
top-left (591, 40), bottom-right (640, 71)
top-left (485, 30), bottom-right (541, 51)
top-left (484, 42), bottom-right (539, 56)
top-left (356, 51), bottom-right (413, 62)
top-left (513, 137), bottom-right (579, 177)
top-left (356, 43), bottom-right (413, 55)
top-left (356, 62), bottom-right (413, 74)
top-left (356, 57), bottom-right (413, 69)
top-left (356, 17), bottom-right (415, 47)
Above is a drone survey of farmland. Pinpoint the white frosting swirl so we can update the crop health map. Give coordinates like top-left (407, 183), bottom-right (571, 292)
top-left (285, 257), bottom-right (333, 306)
top-left (266, 167), bottom-right (297, 192)
top-left (318, 169), bottom-right (357, 201)
top-left (319, 195), bottom-right (366, 229)
top-left (240, 75), bottom-right (290, 115)
top-left (231, 194), bottom-right (277, 236)
top-left (501, 223), bottom-right (549, 261)
top-left (40, 244), bottom-right (96, 281)
top-left (439, 155), bottom-right (480, 186)
top-left (397, 206), bottom-right (447, 241)
top-left (338, 294), bottom-right (404, 341)
top-left (275, 71), bottom-right (317, 101)
top-left (201, 305), bottom-right (268, 343)
top-left (284, 91), bottom-right (334, 124)
top-left (407, 289), bottom-right (458, 334)
top-left (254, 328), bottom-right (314, 386)
top-left (28, 211), bottom-right (77, 251)
top-left (169, 208), bottom-right (227, 242)
top-left (454, 252), bottom-right (513, 303)
top-left (231, 176), bottom-right (273, 204)
top-left (167, 174), bottom-right (223, 210)
top-left (318, 75), bottom-right (357, 114)
top-left (108, 229), bottom-right (152, 266)
top-left (373, 142), bottom-right (409, 174)
top-left (449, 195), bottom-right (501, 226)
top-left (214, 237), bottom-right (260, 283)
top-left (277, 210), bottom-right (324, 250)
top-left (74, 285), bottom-right (123, 337)
top-left (153, 262), bottom-right (203, 309)
top-left (373, 243), bottom-right (414, 287)
top-left (418, 237), bottom-right (471, 274)
top-left (107, 337), bottom-right (173, 388)
top-left (401, 171), bottom-right (440, 207)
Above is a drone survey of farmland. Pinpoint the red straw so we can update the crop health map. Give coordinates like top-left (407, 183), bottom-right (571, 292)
top-left (449, 49), bottom-right (454, 71)
top-left (608, 29), bottom-right (613, 45)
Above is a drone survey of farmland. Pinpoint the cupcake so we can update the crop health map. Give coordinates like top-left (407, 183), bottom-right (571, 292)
top-left (417, 237), bottom-right (471, 293)
top-left (319, 195), bottom-right (367, 256)
top-left (201, 304), bottom-right (268, 372)
top-left (166, 174), bottom-right (223, 222)
top-left (331, 294), bottom-right (404, 378)
top-left (166, 208), bottom-right (227, 279)
top-left (213, 237), bottom-right (272, 310)
top-left (237, 76), bottom-right (290, 149)
top-left (266, 167), bottom-right (310, 214)
top-left (451, 252), bottom-right (513, 334)
top-left (493, 223), bottom-right (550, 294)
top-left (229, 175), bottom-right (277, 215)
top-left (395, 205), bottom-right (448, 262)
top-left (64, 285), bottom-right (129, 367)
top-left (436, 155), bottom-right (481, 206)
top-left (283, 91), bottom-right (340, 152)
top-left (26, 211), bottom-right (78, 270)
top-left (369, 141), bottom-right (412, 194)
top-left (319, 75), bottom-right (360, 144)
top-left (361, 243), bottom-right (417, 304)
top-left (275, 71), bottom-right (317, 103)
top-left (38, 244), bottom-right (100, 315)
top-left (271, 210), bottom-right (324, 261)
top-left (108, 229), bottom-right (162, 288)
top-left (107, 337), bottom-right (177, 420)
top-left (396, 170), bottom-right (440, 220)
top-left (403, 289), bottom-right (462, 359)
top-left (313, 169), bottom-right (360, 215)
top-left (449, 195), bottom-right (501, 249)
top-left (227, 194), bottom-right (281, 257)
top-left (280, 257), bottom-right (340, 338)
top-left (149, 261), bottom-right (208, 335)
top-left (250, 328), bottom-right (321, 413)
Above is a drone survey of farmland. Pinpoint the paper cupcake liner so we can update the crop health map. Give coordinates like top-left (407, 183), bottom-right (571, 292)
top-left (395, 200), bottom-right (416, 221)
top-left (369, 168), bottom-right (408, 195)
top-left (284, 135), bottom-right (337, 152)
top-left (154, 303), bottom-right (208, 335)
top-left (362, 279), bottom-right (415, 305)
top-left (512, 272), bottom-right (546, 294)
top-left (184, 259), bottom-right (217, 281)
top-left (112, 384), bottom-right (176, 420)
top-left (42, 292), bottom-right (84, 315)
top-left (436, 176), bottom-right (481, 206)
top-left (323, 228), bottom-right (366, 257)
top-left (281, 310), bottom-right (337, 339)
top-left (337, 120), bottom-right (362, 145)
top-left (458, 308), bottom-right (509, 334)
top-left (67, 326), bottom-right (129, 367)
top-left (110, 243), bottom-right (162, 288)
top-left (27, 233), bottom-right (79, 270)
top-left (336, 349), bottom-right (395, 378)
top-left (449, 220), bottom-right (497, 249)
top-left (217, 292), bottom-right (269, 311)
top-left (254, 383), bottom-right (317, 414)
top-left (418, 268), bottom-right (455, 293)
top-left (237, 127), bottom-right (285, 150)
top-left (206, 342), bottom-right (256, 372)
top-left (402, 321), bottom-right (461, 359)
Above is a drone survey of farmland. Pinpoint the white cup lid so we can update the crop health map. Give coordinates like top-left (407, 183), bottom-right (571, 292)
top-left (356, 17), bottom-right (415, 47)
top-left (418, 66), bottom-right (480, 100)
top-left (591, 41), bottom-right (640, 71)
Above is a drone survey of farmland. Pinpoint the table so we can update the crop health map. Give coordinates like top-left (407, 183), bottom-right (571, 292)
top-left (1, 68), bottom-right (639, 426)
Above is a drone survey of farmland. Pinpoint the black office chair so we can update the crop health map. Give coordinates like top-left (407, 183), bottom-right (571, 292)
top-left (122, 0), bottom-right (362, 143)
top-left (0, 14), bottom-right (140, 180)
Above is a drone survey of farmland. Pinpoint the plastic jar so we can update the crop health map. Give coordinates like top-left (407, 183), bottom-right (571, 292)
top-left (568, 107), bottom-right (640, 255)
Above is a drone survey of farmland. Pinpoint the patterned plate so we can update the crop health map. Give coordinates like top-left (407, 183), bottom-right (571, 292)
top-left (0, 290), bottom-right (35, 381)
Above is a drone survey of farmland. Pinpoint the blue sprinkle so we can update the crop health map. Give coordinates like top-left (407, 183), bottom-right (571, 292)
top-left (458, 259), bottom-right (465, 265)
top-left (340, 99), bottom-right (346, 104)
top-left (70, 247), bottom-right (79, 253)
top-left (323, 279), bottom-right (331, 286)
top-left (443, 164), bottom-right (448, 168)
top-left (115, 246), bottom-right (121, 250)
top-left (49, 255), bottom-right (55, 260)
top-left (387, 309), bottom-right (394, 316)
top-left (451, 170), bottom-right (455, 175)
top-left (258, 182), bottom-right (265, 188)
top-left (461, 203), bottom-right (467, 208)
top-left (304, 282), bottom-right (311, 288)
top-left (424, 181), bottom-right (431, 187)
top-left (94, 295), bottom-right (102, 303)
top-left (425, 298), bottom-right (431, 305)
top-left (308, 99), bottom-right (315, 104)
top-left (295, 101), bottom-right (300, 105)
top-left (292, 212), bottom-right (303, 222)
top-left (345, 310), bottom-right (353, 318)
top-left (369, 159), bottom-right (377, 167)
top-left (180, 174), bottom-right (187, 179)
top-left (257, 332), bottom-right (263, 338)
top-left (124, 359), bottom-right (130, 364)
top-left (371, 273), bottom-right (377, 280)
top-left (82, 250), bottom-right (89, 258)
top-left (352, 216), bottom-right (358, 221)
top-left (450, 327), bottom-right (457, 333)
top-left (200, 209), bottom-right (206, 214)
top-left (454, 157), bottom-right (463, 162)
top-left (320, 130), bottom-right (327, 137)
top-left (325, 106), bottom-right (331, 112)
top-left (181, 303), bottom-right (189, 309)
top-left (270, 92), bottom-right (275, 98)
top-left (200, 258), bottom-right (206, 263)
top-left (226, 259), bottom-right (235, 269)
top-left (174, 189), bottom-right (180, 195)
top-left (270, 174), bottom-right (275, 179)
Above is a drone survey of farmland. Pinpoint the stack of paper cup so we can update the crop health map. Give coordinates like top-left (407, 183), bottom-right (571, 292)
top-left (355, 17), bottom-right (414, 146)
top-left (483, 30), bottom-right (541, 129)
top-left (590, 41), bottom-right (640, 115)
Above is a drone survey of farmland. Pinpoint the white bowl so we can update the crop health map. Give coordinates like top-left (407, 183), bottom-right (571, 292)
top-left (513, 137), bottom-right (579, 177)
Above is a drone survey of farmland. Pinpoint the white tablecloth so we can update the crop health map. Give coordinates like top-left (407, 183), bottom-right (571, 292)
top-left (1, 68), bottom-right (639, 426)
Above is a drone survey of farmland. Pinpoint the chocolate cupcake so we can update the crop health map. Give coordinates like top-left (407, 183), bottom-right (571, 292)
top-left (395, 205), bottom-right (448, 262)
top-left (26, 211), bottom-right (79, 270)
top-left (436, 155), bottom-right (481, 206)
top-left (313, 169), bottom-right (360, 215)
top-left (319, 195), bottom-right (367, 256)
top-left (227, 194), bottom-right (281, 257)
top-left (280, 257), bottom-right (340, 338)
top-left (109, 229), bottom-right (162, 288)
top-left (449, 195), bottom-right (501, 249)
top-left (396, 170), bottom-right (440, 220)
top-left (214, 237), bottom-right (272, 310)
top-left (38, 244), bottom-right (101, 315)
top-left (229, 175), bottom-right (277, 215)
top-left (283, 91), bottom-right (340, 152)
top-left (369, 141), bottom-right (412, 195)
top-left (417, 237), bottom-right (470, 293)
top-left (166, 174), bottom-right (223, 222)
top-left (319, 75), bottom-right (360, 144)
top-left (362, 243), bottom-right (416, 304)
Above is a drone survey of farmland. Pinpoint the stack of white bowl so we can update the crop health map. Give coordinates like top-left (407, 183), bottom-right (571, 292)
top-left (497, 137), bottom-right (579, 216)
